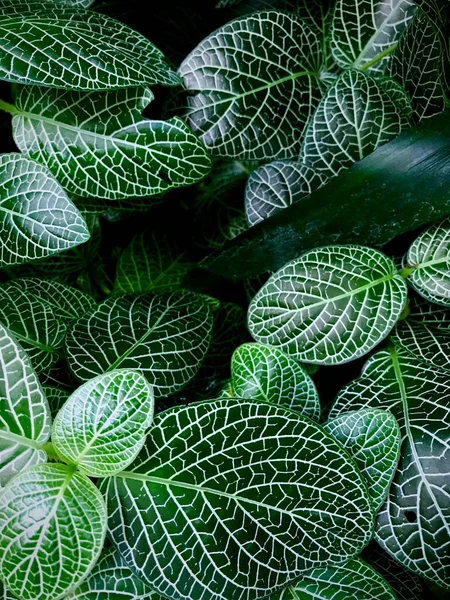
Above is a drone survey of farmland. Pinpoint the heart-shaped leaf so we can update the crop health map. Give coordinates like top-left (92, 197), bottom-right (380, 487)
top-left (330, 346), bottom-right (450, 589)
top-left (248, 245), bottom-right (408, 365)
top-left (0, 1), bottom-right (179, 90)
top-left (103, 399), bottom-right (373, 600)
top-left (65, 291), bottom-right (214, 396)
top-left (245, 161), bottom-right (328, 226)
top-left (0, 154), bottom-right (89, 267)
top-left (300, 70), bottom-right (409, 177)
top-left (53, 370), bottom-right (154, 476)
top-left (0, 324), bottom-right (51, 486)
top-left (179, 10), bottom-right (323, 160)
top-left (12, 86), bottom-right (211, 200)
top-left (324, 408), bottom-right (401, 512)
top-left (231, 342), bottom-right (320, 420)
top-left (0, 463), bottom-right (107, 600)
top-left (331, 0), bottom-right (417, 73)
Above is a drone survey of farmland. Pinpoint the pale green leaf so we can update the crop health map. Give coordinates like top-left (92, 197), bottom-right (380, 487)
top-left (330, 346), bottom-right (450, 589)
top-left (179, 10), bottom-right (323, 160)
top-left (103, 399), bottom-right (373, 600)
top-left (65, 291), bottom-right (214, 396)
top-left (0, 463), bottom-right (107, 600)
top-left (0, 154), bottom-right (89, 267)
top-left (231, 342), bottom-right (320, 420)
top-left (248, 245), bottom-right (408, 365)
top-left (12, 86), bottom-right (212, 201)
top-left (0, 324), bottom-right (51, 487)
top-left (53, 370), bottom-right (154, 476)
top-left (0, 1), bottom-right (179, 90)
top-left (300, 70), bottom-right (409, 177)
top-left (324, 408), bottom-right (401, 512)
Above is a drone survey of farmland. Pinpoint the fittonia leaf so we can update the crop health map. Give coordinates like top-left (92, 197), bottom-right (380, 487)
top-left (51, 0), bottom-right (94, 6)
top-left (330, 346), bottom-right (450, 589)
top-left (43, 386), bottom-right (70, 419)
top-left (102, 399), bottom-right (373, 600)
top-left (179, 10), bottom-right (323, 160)
top-left (0, 324), bottom-right (51, 486)
top-left (248, 245), bottom-right (408, 365)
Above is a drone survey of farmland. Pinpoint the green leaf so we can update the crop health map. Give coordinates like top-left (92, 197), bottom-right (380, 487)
top-left (0, 581), bottom-right (17, 600)
top-left (66, 546), bottom-right (160, 600)
top-left (65, 291), bottom-right (214, 396)
top-left (248, 245), bottom-right (408, 365)
top-left (12, 86), bottom-right (212, 201)
top-left (330, 346), bottom-right (450, 589)
top-left (376, 76), bottom-right (414, 119)
top-left (331, 0), bottom-right (417, 73)
top-left (103, 399), bottom-right (373, 600)
top-left (0, 1), bottom-right (179, 90)
top-left (231, 342), bottom-right (320, 420)
top-left (0, 154), bottom-right (89, 268)
top-left (51, 0), bottom-right (94, 5)
top-left (271, 558), bottom-right (397, 599)
top-left (324, 408), bottom-right (401, 512)
top-left (52, 370), bottom-right (154, 476)
top-left (0, 324), bottom-right (51, 487)
top-left (179, 10), bottom-right (323, 160)
top-left (113, 231), bottom-right (194, 295)
top-left (245, 161), bottom-right (328, 226)
top-left (43, 386), bottom-right (70, 419)
top-left (0, 463), bottom-right (106, 600)
top-left (405, 216), bottom-right (450, 306)
top-left (300, 70), bottom-right (409, 177)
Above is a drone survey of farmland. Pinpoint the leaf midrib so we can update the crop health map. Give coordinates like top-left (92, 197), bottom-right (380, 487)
top-left (0, 429), bottom-right (43, 451)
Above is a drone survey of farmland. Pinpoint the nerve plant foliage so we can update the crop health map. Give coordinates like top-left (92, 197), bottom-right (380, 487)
top-left (0, 0), bottom-right (449, 600)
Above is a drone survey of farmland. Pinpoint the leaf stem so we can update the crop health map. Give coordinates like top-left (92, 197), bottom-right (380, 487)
top-left (399, 266), bottom-right (414, 278)
top-left (0, 98), bottom-right (19, 116)
top-left (359, 44), bottom-right (398, 72)
top-left (40, 442), bottom-right (60, 462)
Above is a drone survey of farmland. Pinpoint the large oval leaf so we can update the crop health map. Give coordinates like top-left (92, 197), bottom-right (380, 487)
top-left (0, 324), bottom-right (51, 486)
top-left (248, 245), bottom-right (408, 365)
top-left (103, 399), bottom-right (373, 600)
top-left (12, 86), bottom-right (212, 200)
top-left (330, 347), bottom-right (450, 589)
top-left (65, 291), bottom-right (214, 396)
top-left (53, 370), bottom-right (154, 476)
top-left (179, 10), bottom-right (322, 160)
top-left (0, 463), bottom-right (106, 600)
top-left (0, 1), bottom-right (179, 90)
top-left (0, 154), bottom-right (89, 267)
top-left (231, 342), bottom-right (320, 419)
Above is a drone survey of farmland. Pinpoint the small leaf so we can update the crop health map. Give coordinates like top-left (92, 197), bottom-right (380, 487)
top-left (65, 291), bottom-right (214, 397)
top-left (231, 342), bottom-right (320, 420)
top-left (0, 1), bottom-right (179, 90)
top-left (324, 408), bottom-right (401, 512)
top-left (331, 0), bottom-right (417, 73)
top-left (0, 463), bottom-right (106, 600)
top-left (248, 245), bottom-right (408, 365)
top-left (405, 216), bottom-right (450, 306)
top-left (0, 154), bottom-right (89, 267)
top-left (53, 370), bottom-right (154, 476)
top-left (245, 161), bottom-right (328, 226)
top-left (300, 70), bottom-right (409, 177)
top-left (103, 399), bottom-right (373, 600)
top-left (271, 558), bottom-right (397, 599)
top-left (0, 324), bottom-right (51, 486)
top-left (179, 10), bottom-right (323, 160)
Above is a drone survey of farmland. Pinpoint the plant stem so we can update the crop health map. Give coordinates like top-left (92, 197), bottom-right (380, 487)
top-left (359, 44), bottom-right (398, 72)
top-left (0, 98), bottom-right (19, 116)
top-left (399, 266), bottom-right (414, 278)
top-left (40, 442), bottom-right (60, 462)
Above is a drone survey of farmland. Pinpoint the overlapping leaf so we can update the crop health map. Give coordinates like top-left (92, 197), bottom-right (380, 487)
top-left (330, 347), bottom-right (450, 589)
top-left (65, 291), bottom-right (214, 396)
top-left (331, 0), bottom-right (417, 73)
top-left (179, 10), bottom-right (323, 160)
top-left (43, 386), bottom-right (70, 419)
top-left (103, 399), bottom-right (373, 600)
top-left (52, 0), bottom-right (94, 5)
top-left (53, 370), bottom-right (154, 476)
top-left (0, 154), bottom-right (89, 267)
top-left (248, 245), bottom-right (408, 365)
top-left (245, 161), bottom-right (328, 226)
top-left (0, 463), bottom-right (106, 600)
top-left (0, 324), bottom-right (51, 486)
top-left (0, 1), bottom-right (179, 89)
top-left (324, 408), bottom-right (400, 512)
top-left (231, 342), bottom-right (320, 419)
top-left (300, 70), bottom-right (409, 177)
top-left (12, 86), bottom-right (212, 200)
